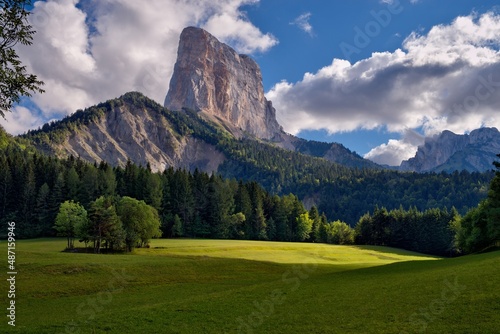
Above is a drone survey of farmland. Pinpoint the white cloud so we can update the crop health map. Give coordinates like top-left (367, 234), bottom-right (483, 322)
top-left (364, 129), bottom-right (424, 166)
top-left (3, 0), bottom-right (276, 134)
top-left (291, 12), bottom-right (314, 36)
top-left (2, 106), bottom-right (44, 135)
top-left (267, 12), bottom-right (500, 165)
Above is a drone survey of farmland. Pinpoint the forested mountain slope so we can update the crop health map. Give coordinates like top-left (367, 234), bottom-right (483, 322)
top-left (20, 92), bottom-right (494, 225)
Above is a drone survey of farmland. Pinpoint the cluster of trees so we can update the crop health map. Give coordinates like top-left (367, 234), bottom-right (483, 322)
top-left (145, 167), bottom-right (354, 244)
top-left (453, 155), bottom-right (500, 254)
top-left (352, 155), bottom-right (500, 256)
top-left (354, 206), bottom-right (458, 256)
top-left (54, 196), bottom-right (161, 253)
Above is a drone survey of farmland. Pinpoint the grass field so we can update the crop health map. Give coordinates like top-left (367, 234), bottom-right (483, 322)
top-left (1, 238), bottom-right (499, 333)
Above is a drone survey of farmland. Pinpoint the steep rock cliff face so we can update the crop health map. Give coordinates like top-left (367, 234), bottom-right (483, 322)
top-left (164, 27), bottom-right (282, 140)
top-left (400, 127), bottom-right (500, 172)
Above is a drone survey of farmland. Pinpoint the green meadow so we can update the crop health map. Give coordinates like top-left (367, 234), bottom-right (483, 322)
top-left (2, 238), bottom-right (499, 333)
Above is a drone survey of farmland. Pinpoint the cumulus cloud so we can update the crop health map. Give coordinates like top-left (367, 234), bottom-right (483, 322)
top-left (267, 12), bottom-right (500, 165)
top-left (291, 12), bottom-right (314, 36)
top-left (2, 106), bottom-right (44, 135)
top-left (3, 0), bottom-right (276, 134)
top-left (364, 129), bottom-right (424, 166)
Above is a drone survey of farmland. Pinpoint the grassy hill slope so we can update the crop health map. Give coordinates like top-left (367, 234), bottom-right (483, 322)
top-left (2, 239), bottom-right (499, 333)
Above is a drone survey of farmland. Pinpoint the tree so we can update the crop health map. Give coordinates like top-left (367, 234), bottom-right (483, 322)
top-left (79, 165), bottom-right (98, 208)
top-left (0, 155), bottom-right (12, 218)
top-left (172, 214), bottom-right (183, 238)
top-left (309, 206), bottom-right (321, 242)
top-left (454, 154), bottom-right (500, 254)
top-left (47, 172), bottom-right (65, 230)
top-left (454, 202), bottom-right (489, 254)
top-left (139, 169), bottom-right (162, 211)
top-left (206, 176), bottom-right (234, 239)
top-left (54, 200), bottom-right (88, 249)
top-left (171, 169), bottom-right (194, 236)
top-left (19, 162), bottom-right (35, 234)
top-left (486, 154), bottom-right (500, 246)
top-left (248, 182), bottom-right (267, 240)
top-left (234, 181), bottom-right (252, 221)
top-left (88, 196), bottom-right (123, 253)
top-left (0, 0), bottom-right (44, 117)
top-left (65, 166), bottom-right (81, 201)
top-left (75, 211), bottom-right (93, 249)
top-left (117, 196), bottom-right (162, 252)
top-left (97, 162), bottom-right (117, 197)
top-left (296, 212), bottom-right (313, 242)
top-left (34, 182), bottom-right (50, 235)
top-left (327, 220), bottom-right (355, 245)
top-left (355, 213), bottom-right (374, 245)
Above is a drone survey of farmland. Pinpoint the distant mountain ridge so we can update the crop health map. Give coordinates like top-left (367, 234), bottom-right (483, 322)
top-left (400, 127), bottom-right (500, 173)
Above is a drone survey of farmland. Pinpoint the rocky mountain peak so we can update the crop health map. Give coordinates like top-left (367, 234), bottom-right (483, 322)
top-left (400, 127), bottom-right (500, 172)
top-left (164, 26), bottom-right (282, 140)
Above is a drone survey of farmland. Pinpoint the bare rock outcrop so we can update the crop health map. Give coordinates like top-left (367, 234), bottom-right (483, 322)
top-left (41, 94), bottom-right (225, 173)
top-left (165, 27), bottom-right (282, 140)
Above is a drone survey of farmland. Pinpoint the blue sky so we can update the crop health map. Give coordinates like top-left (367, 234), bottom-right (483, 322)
top-left (246, 0), bottom-right (499, 88)
top-left (244, 0), bottom-right (500, 160)
top-left (2, 0), bottom-right (500, 165)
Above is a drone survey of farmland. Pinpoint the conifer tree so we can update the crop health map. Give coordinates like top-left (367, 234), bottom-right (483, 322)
top-left (0, 156), bottom-right (12, 218)
top-left (65, 166), bottom-right (80, 201)
top-left (19, 163), bottom-right (36, 234)
top-left (309, 206), bottom-right (321, 242)
top-left (34, 182), bottom-right (50, 234)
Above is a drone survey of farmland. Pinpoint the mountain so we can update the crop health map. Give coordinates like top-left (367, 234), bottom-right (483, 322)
top-left (165, 26), bottom-right (282, 140)
top-left (24, 93), bottom-right (227, 173)
top-left (4, 27), bottom-right (495, 229)
top-left (164, 26), bottom-right (377, 169)
top-left (22, 26), bottom-right (375, 171)
top-left (400, 127), bottom-right (500, 173)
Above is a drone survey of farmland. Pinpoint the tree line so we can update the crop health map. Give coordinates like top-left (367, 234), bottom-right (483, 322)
top-left (2, 125), bottom-right (499, 256)
top-left (352, 155), bottom-right (500, 256)
top-left (355, 206), bottom-right (458, 256)
top-left (0, 140), bottom-right (350, 245)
